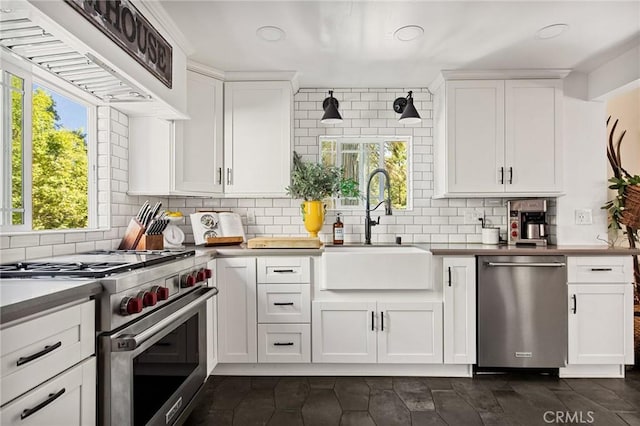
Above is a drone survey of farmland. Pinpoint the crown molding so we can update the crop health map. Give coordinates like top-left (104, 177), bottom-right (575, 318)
top-left (139, 0), bottom-right (195, 56)
top-left (187, 60), bottom-right (225, 80)
top-left (440, 69), bottom-right (572, 80)
top-left (225, 71), bottom-right (300, 93)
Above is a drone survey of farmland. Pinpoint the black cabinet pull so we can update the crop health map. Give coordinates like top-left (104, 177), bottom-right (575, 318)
top-left (273, 342), bottom-right (294, 346)
top-left (381, 312), bottom-right (384, 331)
top-left (447, 267), bottom-right (452, 287)
top-left (508, 167), bottom-right (513, 184)
top-left (217, 167), bottom-right (222, 185)
top-left (371, 311), bottom-right (374, 331)
top-left (20, 388), bottom-right (65, 420)
top-left (17, 341), bottom-right (62, 366)
top-left (273, 302), bottom-right (294, 306)
top-left (571, 294), bottom-right (577, 314)
top-left (273, 269), bottom-right (295, 273)
top-left (499, 167), bottom-right (504, 184)
top-left (590, 268), bottom-right (613, 272)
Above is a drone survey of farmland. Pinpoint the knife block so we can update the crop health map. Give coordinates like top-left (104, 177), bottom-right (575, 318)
top-left (118, 219), bottom-right (145, 250)
top-left (136, 234), bottom-right (164, 250)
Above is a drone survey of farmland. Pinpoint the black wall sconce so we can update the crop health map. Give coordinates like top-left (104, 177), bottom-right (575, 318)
top-left (321, 90), bottom-right (343, 124)
top-left (393, 90), bottom-right (421, 124)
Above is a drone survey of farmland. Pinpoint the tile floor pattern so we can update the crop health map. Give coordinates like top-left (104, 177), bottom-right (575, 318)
top-left (185, 369), bottom-right (640, 426)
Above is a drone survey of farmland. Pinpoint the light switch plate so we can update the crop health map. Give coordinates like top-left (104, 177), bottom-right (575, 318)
top-left (575, 209), bottom-right (593, 225)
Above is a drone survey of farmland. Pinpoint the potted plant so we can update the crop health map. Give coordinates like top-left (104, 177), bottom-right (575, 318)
top-left (286, 151), bottom-right (359, 237)
top-left (602, 116), bottom-right (639, 291)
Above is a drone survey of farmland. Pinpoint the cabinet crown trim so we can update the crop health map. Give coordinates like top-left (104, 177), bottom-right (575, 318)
top-left (430, 69), bottom-right (572, 90)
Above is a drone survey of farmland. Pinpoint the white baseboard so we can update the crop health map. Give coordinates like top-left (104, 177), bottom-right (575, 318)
top-left (212, 363), bottom-right (473, 377)
top-left (559, 364), bottom-right (626, 378)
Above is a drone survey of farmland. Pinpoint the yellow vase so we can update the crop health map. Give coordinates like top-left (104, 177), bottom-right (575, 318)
top-left (302, 200), bottom-right (325, 238)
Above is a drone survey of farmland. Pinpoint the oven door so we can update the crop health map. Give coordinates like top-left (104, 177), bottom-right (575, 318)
top-left (99, 286), bottom-right (218, 426)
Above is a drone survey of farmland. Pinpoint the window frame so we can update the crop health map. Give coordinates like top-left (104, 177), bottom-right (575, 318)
top-left (0, 54), bottom-right (98, 234)
top-left (319, 135), bottom-right (413, 211)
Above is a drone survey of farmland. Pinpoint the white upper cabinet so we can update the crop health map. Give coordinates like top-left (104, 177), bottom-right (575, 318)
top-left (174, 71), bottom-right (224, 194)
top-left (129, 70), bottom-right (224, 196)
top-left (224, 81), bottom-right (292, 197)
top-left (433, 74), bottom-right (563, 198)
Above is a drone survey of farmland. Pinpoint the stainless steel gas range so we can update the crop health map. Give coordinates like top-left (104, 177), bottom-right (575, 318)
top-left (1, 249), bottom-right (218, 426)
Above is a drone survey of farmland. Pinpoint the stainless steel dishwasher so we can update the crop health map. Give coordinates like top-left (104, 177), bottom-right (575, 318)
top-left (477, 255), bottom-right (567, 369)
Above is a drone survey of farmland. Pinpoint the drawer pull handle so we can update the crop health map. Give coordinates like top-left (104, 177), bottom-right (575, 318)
top-left (274, 302), bottom-right (294, 306)
top-left (571, 294), bottom-right (577, 314)
top-left (590, 268), bottom-right (613, 272)
top-left (273, 269), bottom-right (295, 273)
top-left (447, 266), bottom-right (452, 287)
top-left (17, 341), bottom-right (62, 366)
top-left (20, 388), bottom-right (65, 420)
top-left (371, 311), bottom-right (375, 331)
top-left (273, 342), bottom-right (294, 346)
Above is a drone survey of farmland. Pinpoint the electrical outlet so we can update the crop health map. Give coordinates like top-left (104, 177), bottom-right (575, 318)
top-left (575, 209), bottom-right (593, 225)
top-left (464, 208), bottom-right (484, 225)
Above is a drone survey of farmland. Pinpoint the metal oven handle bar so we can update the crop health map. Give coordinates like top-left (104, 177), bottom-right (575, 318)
top-left (112, 287), bottom-right (218, 352)
top-left (486, 262), bottom-right (566, 268)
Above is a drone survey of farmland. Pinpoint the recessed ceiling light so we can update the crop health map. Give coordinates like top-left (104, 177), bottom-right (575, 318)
top-left (535, 23), bottom-right (569, 40)
top-left (394, 25), bottom-right (424, 42)
top-left (256, 26), bottom-right (286, 42)
top-left (0, 8), bottom-right (13, 13)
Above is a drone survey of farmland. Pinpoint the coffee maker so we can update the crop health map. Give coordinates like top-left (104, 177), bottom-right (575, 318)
top-left (507, 199), bottom-right (548, 246)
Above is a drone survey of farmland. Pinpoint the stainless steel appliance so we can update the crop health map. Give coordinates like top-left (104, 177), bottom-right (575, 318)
top-left (507, 199), bottom-right (549, 246)
top-left (0, 249), bottom-right (217, 425)
top-left (477, 255), bottom-right (567, 369)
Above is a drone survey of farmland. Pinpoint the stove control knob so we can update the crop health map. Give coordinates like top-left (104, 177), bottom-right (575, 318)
top-left (204, 268), bottom-right (213, 279)
top-left (511, 222), bottom-right (518, 229)
top-left (181, 273), bottom-right (196, 288)
top-left (138, 291), bottom-right (157, 307)
top-left (196, 269), bottom-right (206, 283)
top-left (151, 285), bottom-right (170, 301)
top-left (511, 230), bottom-right (518, 237)
top-left (120, 297), bottom-right (143, 315)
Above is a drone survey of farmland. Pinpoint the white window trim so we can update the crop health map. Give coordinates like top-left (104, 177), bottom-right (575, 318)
top-left (319, 135), bottom-right (413, 211)
top-left (0, 52), bottom-right (100, 234)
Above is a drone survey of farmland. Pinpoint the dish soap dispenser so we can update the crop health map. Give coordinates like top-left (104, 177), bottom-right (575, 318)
top-left (333, 213), bottom-right (344, 245)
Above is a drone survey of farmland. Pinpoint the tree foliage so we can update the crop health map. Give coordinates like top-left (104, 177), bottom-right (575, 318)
top-left (12, 87), bottom-right (88, 230)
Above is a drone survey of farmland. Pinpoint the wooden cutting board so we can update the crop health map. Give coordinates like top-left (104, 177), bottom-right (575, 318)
top-left (247, 237), bottom-right (323, 249)
top-left (205, 236), bottom-right (244, 246)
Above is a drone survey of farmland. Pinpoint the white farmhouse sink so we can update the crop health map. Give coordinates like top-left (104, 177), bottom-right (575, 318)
top-left (321, 246), bottom-right (432, 290)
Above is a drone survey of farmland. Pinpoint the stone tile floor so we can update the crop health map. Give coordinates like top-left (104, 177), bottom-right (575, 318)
top-left (184, 369), bottom-right (640, 425)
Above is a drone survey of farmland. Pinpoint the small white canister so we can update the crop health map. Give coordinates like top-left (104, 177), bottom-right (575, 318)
top-left (481, 227), bottom-right (500, 245)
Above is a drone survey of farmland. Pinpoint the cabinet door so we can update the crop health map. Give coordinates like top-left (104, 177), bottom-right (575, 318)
top-left (568, 284), bottom-right (633, 365)
top-left (1, 357), bottom-right (95, 426)
top-left (174, 71), bottom-right (224, 194)
top-left (224, 81), bottom-right (291, 196)
top-left (312, 301), bottom-right (377, 363)
top-left (377, 302), bottom-right (443, 364)
top-left (206, 259), bottom-right (218, 375)
top-left (128, 117), bottom-right (172, 195)
top-left (446, 80), bottom-right (505, 193)
top-left (505, 80), bottom-right (562, 193)
top-left (443, 257), bottom-right (476, 364)
top-left (216, 257), bottom-right (257, 363)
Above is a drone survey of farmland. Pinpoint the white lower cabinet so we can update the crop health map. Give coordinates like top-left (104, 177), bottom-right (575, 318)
top-left (216, 257), bottom-right (257, 363)
top-left (0, 353), bottom-right (96, 426)
top-left (568, 283), bottom-right (633, 365)
top-left (258, 324), bottom-right (310, 363)
top-left (206, 258), bottom-right (218, 375)
top-left (442, 257), bottom-right (476, 364)
top-left (312, 301), bottom-right (442, 364)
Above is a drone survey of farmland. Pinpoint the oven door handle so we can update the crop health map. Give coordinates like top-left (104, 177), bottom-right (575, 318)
top-left (486, 262), bottom-right (566, 267)
top-left (111, 287), bottom-right (218, 352)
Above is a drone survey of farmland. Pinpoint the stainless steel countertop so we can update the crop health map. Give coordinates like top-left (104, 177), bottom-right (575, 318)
top-left (0, 278), bottom-right (102, 324)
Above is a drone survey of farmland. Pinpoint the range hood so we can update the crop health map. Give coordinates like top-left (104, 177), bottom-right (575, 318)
top-left (0, 10), bottom-right (152, 103)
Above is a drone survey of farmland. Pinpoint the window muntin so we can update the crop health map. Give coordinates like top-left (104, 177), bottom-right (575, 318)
top-left (1, 60), bottom-right (96, 233)
top-left (320, 136), bottom-right (411, 210)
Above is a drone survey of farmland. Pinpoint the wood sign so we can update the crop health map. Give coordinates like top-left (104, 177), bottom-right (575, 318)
top-left (64, 0), bottom-right (173, 88)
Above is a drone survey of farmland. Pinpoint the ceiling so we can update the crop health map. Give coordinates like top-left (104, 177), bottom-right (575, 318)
top-left (158, 1), bottom-right (640, 88)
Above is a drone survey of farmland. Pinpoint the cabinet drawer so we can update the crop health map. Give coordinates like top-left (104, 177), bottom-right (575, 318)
top-left (257, 324), bottom-right (310, 363)
top-left (0, 300), bottom-right (94, 405)
top-left (258, 284), bottom-right (310, 323)
top-left (1, 357), bottom-right (96, 426)
top-left (568, 257), bottom-right (633, 283)
top-left (257, 257), bottom-right (310, 283)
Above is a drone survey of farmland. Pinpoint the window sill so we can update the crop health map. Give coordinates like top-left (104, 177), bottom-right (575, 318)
top-left (0, 227), bottom-right (111, 237)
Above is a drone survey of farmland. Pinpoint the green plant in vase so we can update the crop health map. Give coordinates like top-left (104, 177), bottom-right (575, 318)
top-left (286, 151), bottom-right (359, 237)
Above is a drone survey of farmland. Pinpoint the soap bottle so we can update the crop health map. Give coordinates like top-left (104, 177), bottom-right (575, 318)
top-left (333, 213), bottom-right (344, 245)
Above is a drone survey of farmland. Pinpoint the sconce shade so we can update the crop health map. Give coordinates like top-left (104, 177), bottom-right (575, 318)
top-left (321, 90), bottom-right (343, 124)
top-left (393, 91), bottom-right (421, 124)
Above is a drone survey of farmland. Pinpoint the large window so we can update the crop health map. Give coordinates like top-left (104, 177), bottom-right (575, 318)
top-left (320, 136), bottom-right (411, 210)
top-left (1, 62), bottom-right (95, 232)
